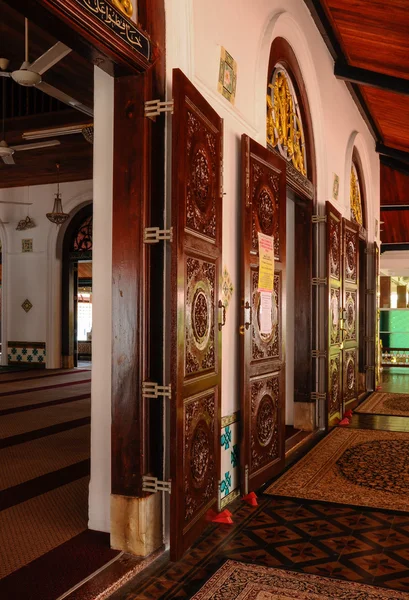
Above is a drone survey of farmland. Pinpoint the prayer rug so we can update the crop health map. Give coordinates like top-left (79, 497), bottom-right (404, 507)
top-left (265, 428), bottom-right (409, 512)
top-left (191, 560), bottom-right (409, 599)
top-left (356, 392), bottom-right (409, 416)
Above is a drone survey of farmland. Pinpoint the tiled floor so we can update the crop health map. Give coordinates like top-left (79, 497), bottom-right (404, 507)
top-left (108, 370), bottom-right (409, 600)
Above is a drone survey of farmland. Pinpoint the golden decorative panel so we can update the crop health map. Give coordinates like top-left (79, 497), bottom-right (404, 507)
top-left (267, 66), bottom-right (306, 176)
top-left (350, 163), bottom-right (363, 227)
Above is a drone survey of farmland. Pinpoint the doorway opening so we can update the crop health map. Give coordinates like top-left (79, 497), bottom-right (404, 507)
top-left (285, 189), bottom-right (314, 453)
top-left (62, 205), bottom-right (93, 369)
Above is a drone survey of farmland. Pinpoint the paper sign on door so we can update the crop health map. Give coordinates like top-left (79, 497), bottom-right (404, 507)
top-left (258, 232), bottom-right (274, 292)
top-left (259, 291), bottom-right (273, 335)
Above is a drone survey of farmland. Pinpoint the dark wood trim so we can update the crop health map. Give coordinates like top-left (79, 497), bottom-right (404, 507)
top-left (111, 0), bottom-right (165, 499)
top-left (380, 156), bottom-right (409, 177)
top-left (294, 201), bottom-right (313, 403)
top-left (381, 243), bottom-right (409, 253)
top-left (111, 75), bottom-right (148, 497)
top-left (377, 143), bottom-right (409, 164)
top-left (381, 205), bottom-right (409, 212)
top-left (2, 0), bottom-right (152, 77)
top-left (303, 0), bottom-right (343, 60)
top-left (335, 61), bottom-right (409, 97)
top-left (345, 83), bottom-right (383, 142)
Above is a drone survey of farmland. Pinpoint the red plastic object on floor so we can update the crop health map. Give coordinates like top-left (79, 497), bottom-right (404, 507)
top-left (339, 417), bottom-right (350, 426)
top-left (344, 410), bottom-right (353, 419)
top-left (206, 509), bottom-right (233, 524)
top-left (242, 491), bottom-right (258, 507)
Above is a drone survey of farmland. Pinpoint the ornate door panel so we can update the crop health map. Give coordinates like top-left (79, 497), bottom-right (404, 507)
top-left (374, 242), bottom-right (381, 390)
top-left (240, 135), bottom-right (286, 494)
top-left (342, 218), bottom-right (359, 409)
top-left (326, 202), bottom-right (343, 426)
top-left (170, 69), bottom-right (223, 560)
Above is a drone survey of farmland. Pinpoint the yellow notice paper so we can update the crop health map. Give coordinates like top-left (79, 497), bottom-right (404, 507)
top-left (258, 232), bottom-right (274, 292)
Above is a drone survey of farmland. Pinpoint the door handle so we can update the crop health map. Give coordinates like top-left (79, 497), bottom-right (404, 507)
top-left (244, 300), bottom-right (252, 330)
top-left (218, 300), bottom-right (226, 331)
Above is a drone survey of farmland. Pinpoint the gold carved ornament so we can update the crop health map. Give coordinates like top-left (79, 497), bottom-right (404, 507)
top-left (266, 69), bottom-right (306, 177)
top-left (110, 0), bottom-right (133, 19)
top-left (350, 164), bottom-right (363, 227)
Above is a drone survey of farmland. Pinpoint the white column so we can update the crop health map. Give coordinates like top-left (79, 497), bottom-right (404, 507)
top-left (88, 66), bottom-right (114, 533)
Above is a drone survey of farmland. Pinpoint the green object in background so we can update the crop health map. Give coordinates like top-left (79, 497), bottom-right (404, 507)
top-left (380, 310), bottom-right (409, 349)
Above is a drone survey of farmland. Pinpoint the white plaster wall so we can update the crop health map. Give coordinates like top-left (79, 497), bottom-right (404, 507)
top-left (0, 181), bottom-right (92, 365)
top-left (165, 0), bottom-right (380, 417)
top-left (88, 66), bottom-right (113, 534)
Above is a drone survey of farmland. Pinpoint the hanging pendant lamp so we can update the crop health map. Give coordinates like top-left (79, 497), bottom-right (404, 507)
top-left (46, 163), bottom-right (69, 225)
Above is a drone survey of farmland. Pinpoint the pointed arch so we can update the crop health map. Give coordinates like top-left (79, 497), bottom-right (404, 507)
top-left (350, 147), bottom-right (367, 234)
top-left (267, 37), bottom-right (316, 190)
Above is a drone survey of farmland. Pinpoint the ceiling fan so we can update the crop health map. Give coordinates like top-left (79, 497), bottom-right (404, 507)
top-left (0, 18), bottom-right (93, 117)
top-left (0, 78), bottom-right (61, 165)
top-left (22, 122), bottom-right (94, 145)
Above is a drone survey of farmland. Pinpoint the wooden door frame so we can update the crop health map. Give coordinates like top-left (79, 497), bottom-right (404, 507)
top-left (11, 0), bottom-right (166, 499)
top-left (267, 37), bottom-right (316, 430)
top-left (62, 203), bottom-right (93, 369)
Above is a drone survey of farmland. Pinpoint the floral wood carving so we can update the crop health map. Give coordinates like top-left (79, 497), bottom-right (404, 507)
top-left (186, 110), bottom-right (217, 239)
top-left (329, 215), bottom-right (340, 281)
top-left (329, 355), bottom-right (341, 416)
top-left (251, 376), bottom-right (279, 471)
top-left (184, 393), bottom-right (216, 522)
top-left (330, 288), bottom-right (341, 346)
top-left (251, 161), bottom-right (280, 260)
top-left (345, 228), bottom-right (357, 283)
top-left (344, 291), bottom-right (357, 341)
top-left (344, 349), bottom-right (356, 402)
top-left (185, 257), bottom-right (216, 375)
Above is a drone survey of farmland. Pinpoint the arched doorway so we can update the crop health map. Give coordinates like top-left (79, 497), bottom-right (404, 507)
top-left (62, 204), bottom-right (93, 368)
top-left (266, 37), bottom-right (317, 442)
top-left (350, 148), bottom-right (369, 397)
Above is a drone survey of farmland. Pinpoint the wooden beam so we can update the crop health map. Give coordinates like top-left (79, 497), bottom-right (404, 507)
top-left (380, 156), bottom-right (409, 177)
top-left (302, 0), bottom-right (381, 142)
top-left (381, 205), bottom-right (409, 211)
top-left (381, 243), bottom-right (409, 253)
top-left (335, 61), bottom-right (409, 96)
top-left (377, 143), bottom-right (409, 164)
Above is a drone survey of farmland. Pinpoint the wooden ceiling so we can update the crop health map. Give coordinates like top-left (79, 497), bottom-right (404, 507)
top-left (306, 0), bottom-right (409, 251)
top-left (0, 0), bottom-right (93, 188)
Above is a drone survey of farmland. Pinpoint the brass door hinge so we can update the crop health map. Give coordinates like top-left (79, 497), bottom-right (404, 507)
top-left (142, 381), bottom-right (172, 399)
top-left (143, 227), bottom-right (173, 244)
top-left (312, 215), bottom-right (327, 223)
top-left (310, 392), bottom-right (327, 401)
top-left (142, 476), bottom-right (171, 494)
top-left (145, 99), bottom-right (174, 121)
top-left (312, 350), bottom-right (327, 358)
top-left (312, 277), bottom-right (327, 285)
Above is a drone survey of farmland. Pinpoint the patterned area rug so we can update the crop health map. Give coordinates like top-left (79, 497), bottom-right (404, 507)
top-left (191, 560), bottom-right (409, 599)
top-left (356, 392), bottom-right (409, 416)
top-left (265, 428), bottom-right (409, 511)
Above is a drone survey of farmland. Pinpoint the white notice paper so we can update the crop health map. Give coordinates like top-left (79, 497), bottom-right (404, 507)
top-left (259, 291), bottom-right (272, 336)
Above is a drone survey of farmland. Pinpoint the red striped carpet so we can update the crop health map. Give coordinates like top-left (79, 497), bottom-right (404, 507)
top-left (0, 367), bottom-right (120, 600)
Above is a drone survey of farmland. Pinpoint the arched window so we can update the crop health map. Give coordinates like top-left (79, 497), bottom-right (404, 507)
top-left (71, 215), bottom-right (92, 254)
top-left (350, 154), bottom-right (365, 229)
top-left (267, 64), bottom-right (307, 177)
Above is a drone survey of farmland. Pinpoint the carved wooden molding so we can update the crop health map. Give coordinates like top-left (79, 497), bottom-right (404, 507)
top-left (28, 0), bottom-right (152, 73)
top-left (268, 145), bottom-right (314, 200)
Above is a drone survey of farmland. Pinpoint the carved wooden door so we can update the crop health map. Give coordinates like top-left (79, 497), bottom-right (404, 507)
top-left (374, 242), bottom-right (381, 390)
top-left (326, 201), bottom-right (343, 426)
top-left (240, 135), bottom-right (286, 494)
top-left (342, 218), bottom-right (359, 411)
top-left (170, 69), bottom-right (223, 560)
